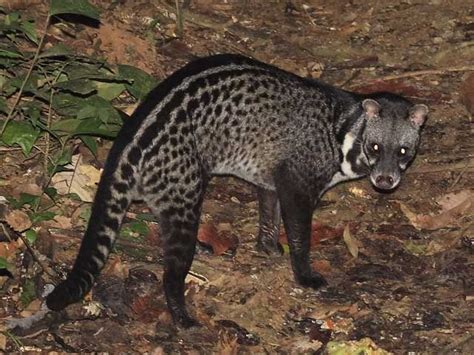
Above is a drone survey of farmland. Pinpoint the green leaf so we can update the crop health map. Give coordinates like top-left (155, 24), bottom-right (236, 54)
top-left (0, 97), bottom-right (8, 113)
top-left (55, 147), bottom-right (73, 166)
top-left (118, 64), bottom-right (157, 100)
top-left (30, 211), bottom-right (55, 224)
top-left (18, 193), bottom-right (40, 208)
top-left (20, 20), bottom-right (38, 44)
top-left (50, 117), bottom-right (81, 135)
top-left (52, 94), bottom-right (122, 128)
top-left (129, 220), bottom-right (149, 235)
top-left (121, 220), bottom-right (149, 238)
top-left (45, 187), bottom-right (58, 200)
top-left (48, 147), bottom-right (73, 175)
top-left (51, 116), bottom-right (118, 138)
top-left (80, 135), bottom-right (97, 155)
top-left (74, 117), bottom-right (119, 138)
top-left (95, 81), bottom-right (125, 100)
top-left (65, 63), bottom-right (115, 81)
top-left (0, 120), bottom-right (40, 155)
top-left (39, 43), bottom-right (73, 58)
top-left (24, 229), bottom-right (38, 244)
top-left (55, 78), bottom-right (96, 95)
top-left (21, 102), bottom-right (42, 126)
top-left (5, 12), bottom-right (20, 25)
top-left (51, 93), bottom-right (84, 115)
top-left (50, 0), bottom-right (101, 21)
top-left (0, 47), bottom-right (23, 58)
top-left (10, 72), bottom-right (39, 95)
top-left (0, 256), bottom-right (10, 270)
top-left (20, 279), bottom-right (36, 307)
top-left (79, 205), bottom-right (91, 223)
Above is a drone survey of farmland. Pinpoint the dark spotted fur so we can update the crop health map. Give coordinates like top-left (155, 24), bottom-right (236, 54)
top-left (46, 54), bottom-right (428, 327)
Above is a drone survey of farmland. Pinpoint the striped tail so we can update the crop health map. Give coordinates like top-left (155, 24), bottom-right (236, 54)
top-left (46, 157), bottom-right (136, 311)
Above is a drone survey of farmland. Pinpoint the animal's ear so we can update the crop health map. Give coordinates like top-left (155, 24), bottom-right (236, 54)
top-left (409, 104), bottom-right (428, 128)
top-left (362, 99), bottom-right (380, 119)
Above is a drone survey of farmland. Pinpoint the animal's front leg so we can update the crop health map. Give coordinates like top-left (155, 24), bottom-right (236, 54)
top-left (256, 188), bottom-right (283, 255)
top-left (274, 166), bottom-right (328, 289)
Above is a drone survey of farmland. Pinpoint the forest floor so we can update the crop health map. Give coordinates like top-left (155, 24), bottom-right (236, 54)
top-left (1, 0), bottom-right (473, 353)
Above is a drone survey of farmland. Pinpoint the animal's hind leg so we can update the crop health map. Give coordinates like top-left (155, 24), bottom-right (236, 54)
top-left (144, 166), bottom-right (207, 328)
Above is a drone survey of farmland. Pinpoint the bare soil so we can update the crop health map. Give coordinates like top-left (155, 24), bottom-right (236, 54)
top-left (1, 0), bottom-right (473, 353)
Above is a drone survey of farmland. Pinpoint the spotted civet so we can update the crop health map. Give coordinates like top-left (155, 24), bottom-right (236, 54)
top-left (46, 54), bottom-right (428, 327)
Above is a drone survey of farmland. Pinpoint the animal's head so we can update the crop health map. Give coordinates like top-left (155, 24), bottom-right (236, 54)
top-left (361, 95), bottom-right (428, 191)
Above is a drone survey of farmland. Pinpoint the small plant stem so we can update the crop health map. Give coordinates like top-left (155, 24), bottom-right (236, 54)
top-left (44, 88), bottom-right (54, 173)
top-left (175, 0), bottom-right (184, 36)
top-left (0, 14), bottom-right (51, 136)
top-left (18, 232), bottom-right (57, 279)
top-left (1, 223), bottom-right (13, 242)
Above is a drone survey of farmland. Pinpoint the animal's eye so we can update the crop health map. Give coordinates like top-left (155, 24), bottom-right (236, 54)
top-left (400, 147), bottom-right (407, 156)
top-left (372, 143), bottom-right (379, 152)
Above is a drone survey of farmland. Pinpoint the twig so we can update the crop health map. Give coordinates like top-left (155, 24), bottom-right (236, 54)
top-left (0, 14), bottom-right (51, 136)
top-left (17, 231), bottom-right (57, 279)
top-left (373, 66), bottom-right (474, 82)
top-left (175, 0), bottom-right (184, 36)
top-left (449, 163), bottom-right (470, 190)
top-left (1, 223), bottom-right (13, 242)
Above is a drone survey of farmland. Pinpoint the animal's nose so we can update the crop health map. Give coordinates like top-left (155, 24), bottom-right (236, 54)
top-left (376, 175), bottom-right (394, 185)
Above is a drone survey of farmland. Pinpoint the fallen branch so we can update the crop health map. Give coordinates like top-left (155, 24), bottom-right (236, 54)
top-left (374, 66), bottom-right (474, 82)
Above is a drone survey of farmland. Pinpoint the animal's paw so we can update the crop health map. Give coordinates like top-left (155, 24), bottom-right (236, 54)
top-left (296, 271), bottom-right (328, 290)
top-left (170, 307), bottom-right (201, 329)
top-left (45, 280), bottom-right (81, 311)
top-left (256, 239), bottom-right (284, 256)
top-left (176, 314), bottom-right (201, 329)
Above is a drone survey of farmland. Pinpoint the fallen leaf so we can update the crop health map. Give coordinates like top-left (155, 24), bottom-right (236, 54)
top-left (312, 259), bottom-right (333, 276)
top-left (343, 225), bottom-right (359, 258)
top-left (103, 256), bottom-right (129, 279)
top-left (216, 332), bottom-right (239, 355)
top-left (460, 73), bottom-right (474, 115)
top-left (0, 332), bottom-right (5, 351)
top-left (49, 215), bottom-right (73, 229)
top-left (129, 295), bottom-right (165, 322)
top-left (0, 240), bottom-right (20, 261)
top-left (399, 192), bottom-right (473, 230)
top-left (12, 183), bottom-right (42, 197)
top-left (51, 154), bottom-right (101, 202)
top-left (5, 209), bottom-right (32, 232)
top-left (279, 222), bottom-right (344, 247)
top-left (326, 338), bottom-right (390, 355)
top-left (197, 223), bottom-right (239, 255)
top-left (437, 189), bottom-right (474, 211)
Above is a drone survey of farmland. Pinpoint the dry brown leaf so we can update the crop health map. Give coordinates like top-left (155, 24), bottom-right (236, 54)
top-left (312, 259), bottom-right (333, 276)
top-left (0, 0), bottom-right (42, 10)
top-left (51, 154), bottom-right (101, 202)
top-left (103, 256), bottom-right (129, 279)
top-left (50, 215), bottom-right (73, 229)
top-left (5, 209), bottom-right (32, 232)
top-left (12, 183), bottom-right (42, 197)
top-left (197, 223), bottom-right (239, 255)
top-left (216, 333), bottom-right (239, 355)
top-left (399, 194), bottom-right (473, 230)
top-left (0, 332), bottom-right (5, 351)
top-left (460, 73), bottom-right (474, 115)
top-left (343, 225), bottom-right (359, 258)
top-left (0, 240), bottom-right (20, 260)
top-left (437, 189), bottom-right (474, 211)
